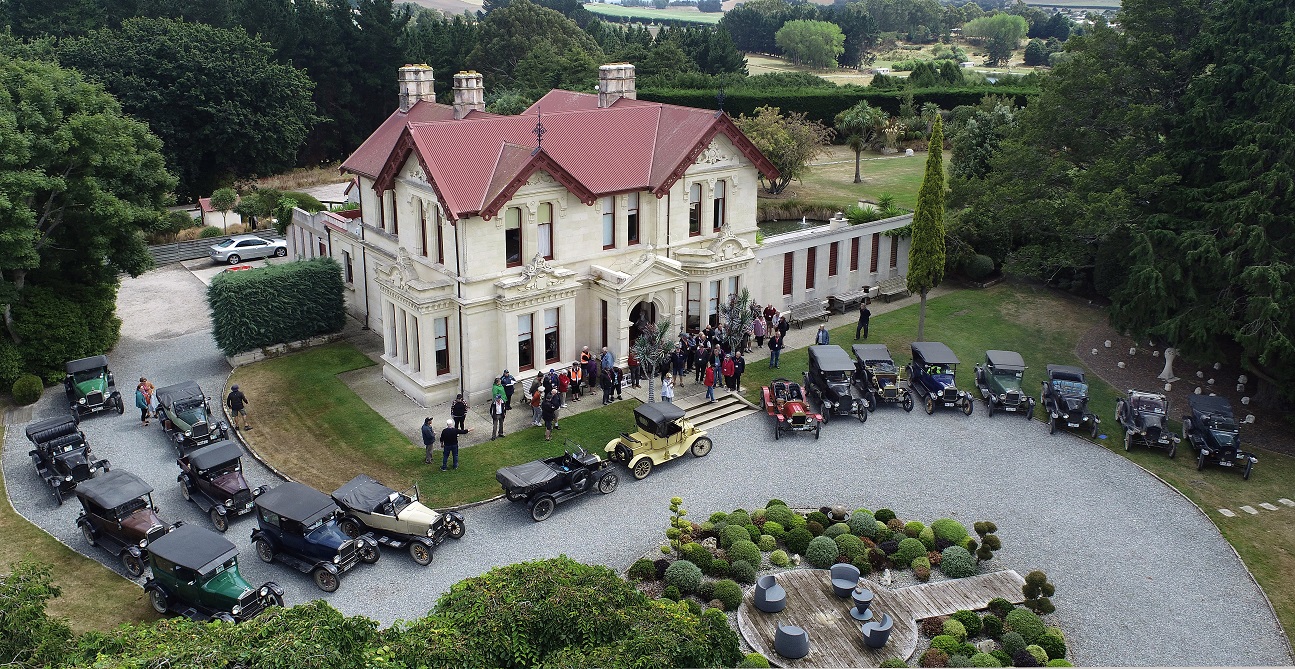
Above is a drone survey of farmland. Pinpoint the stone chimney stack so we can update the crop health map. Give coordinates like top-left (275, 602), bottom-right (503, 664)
top-left (397, 64), bottom-right (436, 113)
top-left (452, 71), bottom-right (485, 120)
top-left (598, 63), bottom-right (636, 108)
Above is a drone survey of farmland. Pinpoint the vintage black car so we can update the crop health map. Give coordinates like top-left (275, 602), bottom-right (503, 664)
top-left (26, 415), bottom-right (109, 505)
top-left (178, 440), bottom-right (266, 532)
top-left (145, 523), bottom-right (284, 622)
top-left (75, 470), bottom-right (170, 577)
top-left (804, 345), bottom-right (867, 424)
top-left (497, 444), bottom-right (618, 522)
top-left (63, 355), bottom-right (124, 416)
top-left (1040, 364), bottom-right (1099, 437)
top-left (974, 350), bottom-right (1035, 418)
top-left (1116, 389), bottom-right (1180, 457)
top-left (906, 342), bottom-right (973, 416)
top-left (1183, 395), bottom-right (1256, 479)
top-left (852, 344), bottom-right (913, 412)
top-left (156, 381), bottom-right (229, 454)
top-left (332, 474), bottom-right (465, 566)
top-left (251, 482), bottom-right (381, 592)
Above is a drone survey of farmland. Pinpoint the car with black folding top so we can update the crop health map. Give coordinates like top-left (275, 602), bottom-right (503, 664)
top-left (156, 381), bottom-right (229, 454)
top-left (177, 440), bottom-right (266, 532)
top-left (63, 355), bottom-right (124, 416)
top-left (497, 445), bottom-right (618, 521)
top-left (251, 481), bottom-right (381, 592)
top-left (75, 469), bottom-right (170, 577)
top-left (974, 350), bottom-right (1035, 418)
top-left (332, 474), bottom-right (465, 566)
top-left (804, 345), bottom-right (867, 424)
top-left (906, 342), bottom-right (973, 416)
top-left (852, 343), bottom-right (913, 412)
top-left (1040, 364), bottom-right (1099, 437)
top-left (26, 414), bottom-right (109, 505)
top-left (1116, 389), bottom-right (1179, 457)
top-left (144, 522), bottom-right (284, 622)
top-left (1183, 394), bottom-right (1256, 480)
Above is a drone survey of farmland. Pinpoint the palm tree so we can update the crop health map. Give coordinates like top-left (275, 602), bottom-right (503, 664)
top-left (631, 318), bottom-right (677, 403)
top-left (834, 101), bottom-right (887, 183)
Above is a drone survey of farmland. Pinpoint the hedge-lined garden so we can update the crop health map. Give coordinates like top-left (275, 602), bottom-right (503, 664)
top-left (208, 257), bottom-right (345, 356)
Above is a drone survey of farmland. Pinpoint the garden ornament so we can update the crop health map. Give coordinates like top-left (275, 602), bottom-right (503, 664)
top-left (1158, 348), bottom-right (1178, 382)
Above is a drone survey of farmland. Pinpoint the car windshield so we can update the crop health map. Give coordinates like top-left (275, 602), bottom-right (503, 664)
top-left (72, 369), bottom-right (102, 383)
top-left (1210, 429), bottom-right (1238, 448)
top-left (1052, 379), bottom-right (1087, 396)
top-left (203, 557), bottom-right (238, 580)
top-left (305, 511), bottom-right (340, 535)
top-left (1132, 398), bottom-right (1165, 414)
top-left (215, 239), bottom-right (236, 248)
top-left (204, 461), bottom-right (240, 478)
top-left (116, 498), bottom-right (147, 518)
top-left (176, 398), bottom-right (204, 412)
top-left (922, 363), bottom-right (952, 376)
top-left (992, 369), bottom-right (1023, 380)
top-left (869, 361), bottom-right (897, 373)
top-left (391, 493), bottom-right (412, 515)
top-left (824, 371), bottom-right (849, 383)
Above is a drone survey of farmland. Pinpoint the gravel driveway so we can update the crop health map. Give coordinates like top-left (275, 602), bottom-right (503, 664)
top-left (3, 266), bottom-right (1289, 667)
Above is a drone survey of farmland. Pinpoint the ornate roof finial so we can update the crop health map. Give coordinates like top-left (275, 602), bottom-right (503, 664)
top-left (532, 104), bottom-right (546, 155)
top-left (715, 85), bottom-right (725, 117)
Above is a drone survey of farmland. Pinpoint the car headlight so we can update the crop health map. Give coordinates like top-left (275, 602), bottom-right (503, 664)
top-left (333, 555), bottom-right (341, 564)
top-left (79, 397), bottom-right (87, 404)
top-left (225, 499), bottom-right (234, 508)
top-left (139, 539), bottom-right (148, 548)
top-left (184, 430), bottom-right (192, 437)
top-left (231, 605), bottom-right (242, 616)
top-left (259, 586), bottom-right (269, 596)
top-left (1082, 416), bottom-right (1089, 421)
top-left (823, 400), bottom-right (832, 408)
top-left (1000, 393), bottom-right (1007, 402)
top-left (427, 526), bottom-right (435, 537)
top-left (219, 421), bottom-right (228, 431)
top-left (1202, 449), bottom-right (1211, 456)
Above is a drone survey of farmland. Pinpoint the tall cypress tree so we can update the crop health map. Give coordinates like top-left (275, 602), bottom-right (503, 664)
top-left (907, 117), bottom-right (947, 342)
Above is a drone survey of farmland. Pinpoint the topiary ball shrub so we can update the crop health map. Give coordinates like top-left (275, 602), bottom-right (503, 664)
top-left (878, 539), bottom-right (900, 555)
top-left (940, 546), bottom-right (976, 578)
top-left (745, 524), bottom-right (762, 542)
top-left (770, 550), bottom-right (790, 567)
top-left (681, 543), bottom-right (713, 571)
top-left (943, 618), bottom-right (967, 642)
top-left (970, 652), bottom-right (1001, 668)
top-left (654, 558), bottom-right (671, 580)
top-left (805, 535), bottom-right (841, 568)
top-left (930, 635), bottom-right (961, 655)
top-left (765, 504), bottom-right (796, 527)
top-left (707, 559), bottom-right (730, 578)
top-left (928, 550), bottom-right (943, 567)
top-left (852, 553), bottom-right (873, 575)
top-left (738, 652), bottom-right (772, 668)
top-left (875, 524), bottom-right (895, 543)
top-left (950, 610), bottom-right (982, 637)
top-left (919, 526), bottom-right (937, 550)
top-left (766, 498), bottom-right (787, 509)
top-left (713, 579), bottom-right (743, 610)
top-left (964, 253), bottom-right (996, 281)
top-left (1012, 650), bottom-right (1040, 668)
top-left (914, 565), bottom-right (931, 581)
top-left (988, 597), bottom-right (1015, 619)
top-left (991, 650), bottom-right (1013, 667)
top-left (785, 527), bottom-right (814, 555)
top-left (629, 558), bottom-right (656, 581)
top-left (730, 560), bottom-right (757, 584)
top-left (761, 521), bottom-right (785, 540)
top-left (981, 613), bottom-right (1003, 639)
top-left (807, 510), bottom-right (831, 527)
top-left (868, 547), bottom-right (890, 572)
top-left (1005, 608), bottom-right (1045, 644)
top-left (848, 509), bottom-right (878, 538)
top-left (895, 537), bottom-right (928, 567)
top-left (824, 522), bottom-right (851, 539)
top-left (920, 648), bottom-right (949, 668)
top-left (728, 540), bottom-right (761, 568)
top-left (1000, 631), bottom-right (1027, 656)
top-left (664, 559), bottom-right (703, 594)
top-left (835, 534), bottom-right (866, 562)
top-left (758, 534), bottom-right (777, 551)
top-left (687, 599), bottom-right (704, 615)
top-left (880, 659), bottom-right (910, 668)
top-left (948, 655), bottom-right (971, 668)
top-left (875, 508), bottom-right (897, 523)
top-left (887, 518), bottom-right (906, 532)
top-left (663, 585), bottom-right (681, 601)
top-left (720, 524), bottom-right (749, 549)
top-left (709, 511), bottom-right (729, 523)
top-left (1037, 633), bottom-right (1066, 660)
top-left (920, 616), bottom-right (947, 637)
top-left (11, 374), bottom-right (42, 405)
top-left (1025, 645), bottom-right (1048, 665)
top-left (728, 509), bottom-right (751, 527)
top-left (959, 642), bottom-right (978, 658)
top-left (931, 518), bottom-right (969, 543)
top-left (904, 520), bottom-right (925, 538)
top-left (806, 521), bottom-right (824, 536)
top-left (912, 555), bottom-right (931, 571)
top-left (752, 508), bottom-right (767, 523)
top-left (696, 580), bottom-right (716, 601)
top-left (1046, 661), bottom-right (1074, 667)
top-left (785, 513), bottom-right (807, 530)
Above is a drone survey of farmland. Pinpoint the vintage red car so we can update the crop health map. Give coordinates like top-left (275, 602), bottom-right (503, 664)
top-left (761, 378), bottom-right (822, 440)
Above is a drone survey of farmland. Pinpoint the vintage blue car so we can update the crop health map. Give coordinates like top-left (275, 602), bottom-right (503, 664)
top-left (905, 342), bottom-right (973, 416)
top-left (250, 482), bottom-right (380, 592)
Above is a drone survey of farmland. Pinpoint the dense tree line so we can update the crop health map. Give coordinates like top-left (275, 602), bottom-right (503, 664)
top-left (948, 0), bottom-right (1295, 403)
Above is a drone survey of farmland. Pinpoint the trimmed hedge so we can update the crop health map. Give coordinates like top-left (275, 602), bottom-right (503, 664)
top-left (11, 375), bottom-right (42, 405)
top-left (208, 257), bottom-right (345, 356)
top-left (727, 540), bottom-right (761, 568)
top-left (713, 579), bottom-right (743, 610)
top-left (785, 527), bottom-right (813, 555)
top-left (1005, 608), bottom-right (1046, 644)
top-left (894, 538), bottom-right (928, 568)
top-left (664, 560), bottom-right (703, 594)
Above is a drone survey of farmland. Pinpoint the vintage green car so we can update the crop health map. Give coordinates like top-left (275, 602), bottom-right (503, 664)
top-left (63, 355), bottom-right (124, 416)
top-left (605, 403), bottom-right (712, 480)
top-left (973, 350), bottom-right (1035, 418)
top-left (144, 522), bottom-right (284, 622)
top-left (156, 381), bottom-right (229, 454)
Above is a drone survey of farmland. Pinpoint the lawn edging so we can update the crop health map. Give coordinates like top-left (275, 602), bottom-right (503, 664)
top-left (221, 366), bottom-right (296, 485)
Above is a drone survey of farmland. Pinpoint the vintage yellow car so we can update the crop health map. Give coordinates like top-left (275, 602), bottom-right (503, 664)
top-left (605, 403), bottom-right (712, 480)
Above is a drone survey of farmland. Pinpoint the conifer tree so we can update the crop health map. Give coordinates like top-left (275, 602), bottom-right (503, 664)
top-left (907, 117), bottom-right (947, 342)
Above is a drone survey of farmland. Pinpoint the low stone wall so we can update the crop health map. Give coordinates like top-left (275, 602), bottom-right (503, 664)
top-left (225, 332), bottom-right (346, 368)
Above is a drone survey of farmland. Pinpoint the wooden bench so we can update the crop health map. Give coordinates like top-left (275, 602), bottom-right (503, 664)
top-left (878, 275), bottom-right (910, 302)
top-left (785, 299), bottom-right (830, 328)
top-left (830, 287), bottom-right (871, 314)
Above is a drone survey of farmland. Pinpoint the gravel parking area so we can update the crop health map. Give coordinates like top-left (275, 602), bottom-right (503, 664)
top-left (3, 265), bottom-right (1289, 667)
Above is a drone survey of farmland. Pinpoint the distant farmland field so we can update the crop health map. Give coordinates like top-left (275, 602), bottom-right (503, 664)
top-left (584, 3), bottom-right (722, 24)
top-left (1022, 0), bottom-right (1119, 8)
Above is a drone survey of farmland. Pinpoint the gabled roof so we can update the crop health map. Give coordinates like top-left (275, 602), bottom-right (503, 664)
top-left (340, 101), bottom-right (462, 179)
top-left (367, 92), bottom-right (778, 222)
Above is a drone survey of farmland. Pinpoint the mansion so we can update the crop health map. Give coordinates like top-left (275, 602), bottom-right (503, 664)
top-left (290, 64), bottom-right (911, 406)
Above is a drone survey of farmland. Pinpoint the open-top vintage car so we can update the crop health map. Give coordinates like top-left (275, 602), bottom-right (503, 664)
top-left (906, 342), bottom-right (973, 416)
top-left (26, 415), bottom-right (109, 505)
top-left (144, 522), bottom-right (284, 622)
top-left (804, 345), bottom-right (867, 424)
top-left (1041, 364), bottom-right (1099, 437)
top-left (75, 469), bottom-right (170, 577)
top-left (156, 381), bottom-right (229, 454)
top-left (761, 378), bottom-right (822, 439)
top-left (974, 350), bottom-right (1035, 418)
top-left (852, 344), bottom-right (913, 412)
top-left (1116, 390), bottom-right (1179, 456)
top-left (497, 444), bottom-right (618, 522)
top-left (605, 403), bottom-right (712, 480)
top-left (1183, 395), bottom-right (1256, 479)
top-left (63, 355), bottom-right (124, 416)
top-left (251, 482), bottom-right (381, 592)
top-left (178, 440), bottom-right (266, 532)
top-left (332, 474), bottom-right (466, 566)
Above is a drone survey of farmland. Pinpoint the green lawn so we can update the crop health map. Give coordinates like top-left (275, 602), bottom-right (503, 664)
top-left (742, 282), bottom-right (1295, 645)
top-left (763, 144), bottom-right (938, 213)
top-left (583, 3), bottom-right (721, 23)
top-left (231, 343), bottom-right (641, 508)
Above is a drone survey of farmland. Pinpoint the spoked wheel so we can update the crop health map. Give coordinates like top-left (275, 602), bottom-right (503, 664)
top-left (255, 538), bottom-right (275, 563)
top-left (274, 247), bottom-right (287, 257)
top-left (339, 517), bottom-right (365, 538)
top-left (116, 397), bottom-right (125, 415)
top-left (821, 409), bottom-right (830, 426)
top-left (1124, 432), bottom-right (1133, 452)
top-left (445, 516), bottom-right (466, 539)
top-left (122, 552), bottom-right (145, 578)
top-left (690, 437), bottom-right (713, 457)
top-left (410, 542), bottom-right (432, 566)
top-left (530, 496), bottom-right (556, 522)
top-left (632, 458), bottom-right (653, 480)
top-left (856, 405), bottom-right (867, 423)
top-left (53, 486), bottom-right (64, 506)
top-left (902, 394), bottom-right (914, 412)
top-left (774, 422), bottom-right (780, 440)
top-left (81, 523), bottom-right (97, 546)
top-left (961, 398), bottom-right (974, 416)
top-left (149, 589), bottom-right (170, 615)
top-left (180, 481), bottom-right (191, 501)
top-left (1090, 420), bottom-right (1099, 439)
top-left (924, 397), bottom-right (934, 415)
top-left (359, 544), bottom-right (381, 564)
top-left (1168, 440), bottom-right (1177, 459)
top-left (210, 508), bottom-right (228, 533)
top-left (867, 394), bottom-right (877, 412)
top-left (986, 400), bottom-right (995, 418)
top-left (1049, 417), bottom-right (1057, 434)
top-left (598, 473), bottom-right (619, 494)
top-left (1243, 460), bottom-right (1253, 480)
top-left (226, 254), bottom-right (241, 265)
top-left (814, 423), bottom-right (821, 439)
top-left (313, 568), bottom-right (339, 593)
top-left (1196, 451), bottom-right (1206, 471)
top-left (266, 592), bottom-right (284, 608)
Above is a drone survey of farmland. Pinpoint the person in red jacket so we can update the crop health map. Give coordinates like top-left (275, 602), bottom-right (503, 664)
top-left (557, 369), bottom-right (570, 408)
top-left (627, 350), bottom-right (642, 388)
top-left (721, 355), bottom-right (736, 392)
top-left (704, 362), bottom-right (717, 403)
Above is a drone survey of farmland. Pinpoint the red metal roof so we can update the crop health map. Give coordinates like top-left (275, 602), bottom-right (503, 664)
top-left (198, 197), bottom-right (214, 213)
top-left (370, 91), bottom-right (778, 221)
top-left (340, 101), bottom-right (459, 179)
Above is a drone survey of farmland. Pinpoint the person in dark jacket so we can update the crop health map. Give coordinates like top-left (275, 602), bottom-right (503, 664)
top-left (450, 393), bottom-right (468, 430)
top-left (733, 352), bottom-right (746, 392)
top-left (543, 388), bottom-right (562, 440)
top-left (226, 384), bottom-right (250, 431)
top-left (856, 302), bottom-right (871, 340)
top-left (768, 332), bottom-right (784, 368)
top-left (439, 419), bottom-right (469, 470)
top-left (421, 417), bottom-right (437, 464)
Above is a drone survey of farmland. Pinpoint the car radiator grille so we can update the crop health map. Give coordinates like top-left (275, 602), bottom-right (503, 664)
top-left (337, 540), bottom-right (360, 571)
top-left (86, 391), bottom-right (104, 406)
top-left (883, 387), bottom-right (897, 398)
top-left (145, 525), bottom-right (167, 545)
top-left (235, 589), bottom-right (266, 620)
top-left (791, 415), bottom-right (806, 426)
top-left (191, 423), bottom-right (210, 439)
top-left (71, 464), bottom-right (91, 481)
top-left (1005, 391), bottom-right (1021, 404)
top-left (233, 490), bottom-right (253, 508)
top-left (942, 388), bottom-right (958, 401)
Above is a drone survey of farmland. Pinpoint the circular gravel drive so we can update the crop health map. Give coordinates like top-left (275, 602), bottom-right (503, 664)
top-left (4, 267), bottom-right (1289, 667)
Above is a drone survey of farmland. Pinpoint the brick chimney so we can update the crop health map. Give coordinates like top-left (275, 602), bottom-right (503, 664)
top-left (452, 71), bottom-right (485, 120)
top-left (398, 64), bottom-right (436, 113)
top-left (598, 63), bottom-right (636, 108)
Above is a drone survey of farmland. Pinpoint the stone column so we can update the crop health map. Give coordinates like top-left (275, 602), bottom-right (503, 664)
top-left (407, 311), bottom-right (421, 374)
